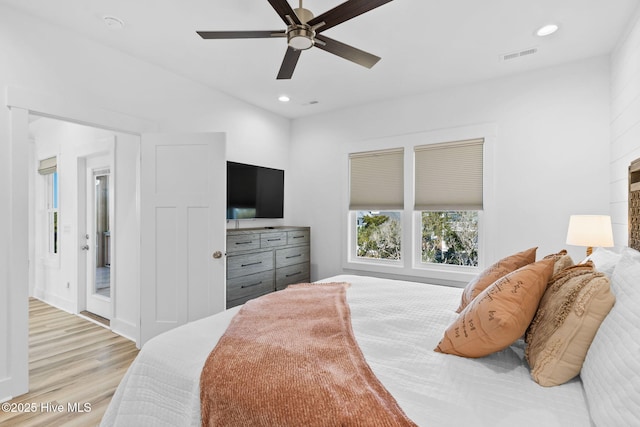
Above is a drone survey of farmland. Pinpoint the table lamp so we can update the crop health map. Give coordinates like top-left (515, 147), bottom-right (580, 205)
top-left (565, 215), bottom-right (614, 256)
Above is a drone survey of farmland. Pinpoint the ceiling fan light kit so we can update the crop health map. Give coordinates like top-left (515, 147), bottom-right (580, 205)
top-left (287, 26), bottom-right (315, 50)
top-left (197, 0), bottom-right (394, 79)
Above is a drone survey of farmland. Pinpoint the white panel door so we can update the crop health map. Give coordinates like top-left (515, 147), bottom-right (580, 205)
top-left (140, 133), bottom-right (226, 345)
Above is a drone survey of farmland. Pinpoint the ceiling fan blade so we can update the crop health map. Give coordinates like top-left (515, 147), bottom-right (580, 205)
top-left (277, 47), bottom-right (302, 79)
top-left (197, 30), bottom-right (286, 39)
top-left (314, 35), bottom-right (380, 69)
top-left (267, 0), bottom-right (301, 26)
top-left (308, 0), bottom-right (394, 33)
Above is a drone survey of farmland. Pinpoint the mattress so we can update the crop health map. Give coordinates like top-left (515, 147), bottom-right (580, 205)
top-left (101, 275), bottom-right (592, 426)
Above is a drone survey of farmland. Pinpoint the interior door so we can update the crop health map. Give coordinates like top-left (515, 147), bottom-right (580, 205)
top-left (140, 132), bottom-right (226, 345)
top-left (85, 156), bottom-right (113, 320)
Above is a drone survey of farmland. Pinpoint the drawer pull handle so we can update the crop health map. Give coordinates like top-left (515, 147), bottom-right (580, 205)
top-left (235, 241), bottom-right (253, 245)
top-left (286, 254), bottom-right (302, 259)
top-left (293, 235), bottom-right (304, 239)
top-left (241, 261), bottom-right (263, 267)
top-left (267, 238), bottom-right (282, 242)
top-left (286, 272), bottom-right (302, 278)
top-left (241, 281), bottom-right (263, 289)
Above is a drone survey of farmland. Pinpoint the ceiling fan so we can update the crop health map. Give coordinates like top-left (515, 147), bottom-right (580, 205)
top-left (197, 0), bottom-right (394, 79)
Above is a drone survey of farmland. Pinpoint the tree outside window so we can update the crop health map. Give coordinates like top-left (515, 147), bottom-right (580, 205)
top-left (421, 211), bottom-right (478, 266)
top-left (356, 211), bottom-right (401, 260)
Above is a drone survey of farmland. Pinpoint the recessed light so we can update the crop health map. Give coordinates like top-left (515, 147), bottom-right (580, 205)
top-left (536, 24), bottom-right (559, 37)
top-left (278, 95), bottom-right (290, 102)
top-left (103, 16), bottom-right (125, 30)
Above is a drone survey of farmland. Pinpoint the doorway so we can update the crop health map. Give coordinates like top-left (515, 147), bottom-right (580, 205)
top-left (29, 118), bottom-right (119, 325)
top-left (5, 92), bottom-right (155, 400)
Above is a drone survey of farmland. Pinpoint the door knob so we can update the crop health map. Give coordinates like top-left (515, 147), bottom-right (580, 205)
top-left (212, 251), bottom-right (223, 259)
top-left (81, 245), bottom-right (90, 251)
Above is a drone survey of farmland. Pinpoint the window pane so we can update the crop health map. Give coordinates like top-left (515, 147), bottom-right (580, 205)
top-left (52, 211), bottom-right (58, 254)
top-left (421, 211), bottom-right (478, 266)
top-left (356, 211), bottom-right (401, 260)
top-left (52, 171), bottom-right (59, 209)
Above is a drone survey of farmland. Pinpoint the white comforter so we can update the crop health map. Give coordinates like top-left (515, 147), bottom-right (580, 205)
top-left (101, 275), bottom-right (592, 426)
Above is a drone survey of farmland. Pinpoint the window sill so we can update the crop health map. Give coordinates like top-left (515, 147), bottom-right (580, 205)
top-left (343, 259), bottom-right (476, 287)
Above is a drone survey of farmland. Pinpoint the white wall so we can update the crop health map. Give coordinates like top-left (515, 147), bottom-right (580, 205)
top-left (610, 7), bottom-right (640, 245)
top-left (290, 56), bottom-right (612, 283)
top-left (0, 4), bottom-right (291, 400)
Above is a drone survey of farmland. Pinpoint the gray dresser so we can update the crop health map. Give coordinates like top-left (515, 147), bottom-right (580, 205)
top-left (226, 226), bottom-right (310, 308)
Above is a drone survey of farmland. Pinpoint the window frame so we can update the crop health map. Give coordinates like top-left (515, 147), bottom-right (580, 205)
top-left (343, 124), bottom-right (495, 285)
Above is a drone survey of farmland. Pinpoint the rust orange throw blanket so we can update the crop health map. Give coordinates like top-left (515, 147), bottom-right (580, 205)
top-left (200, 282), bottom-right (416, 427)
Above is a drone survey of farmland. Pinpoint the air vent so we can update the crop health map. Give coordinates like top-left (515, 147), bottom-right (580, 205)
top-left (501, 47), bottom-right (538, 61)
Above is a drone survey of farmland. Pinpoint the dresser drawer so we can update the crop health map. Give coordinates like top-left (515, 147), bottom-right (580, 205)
top-left (227, 251), bottom-right (273, 279)
top-left (287, 230), bottom-right (310, 245)
top-left (261, 232), bottom-right (287, 248)
top-left (275, 263), bottom-right (310, 291)
top-left (276, 246), bottom-right (310, 268)
top-left (227, 233), bottom-right (260, 253)
top-left (227, 270), bottom-right (274, 303)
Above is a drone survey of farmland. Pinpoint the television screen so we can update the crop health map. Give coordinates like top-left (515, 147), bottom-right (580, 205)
top-left (227, 161), bottom-right (284, 219)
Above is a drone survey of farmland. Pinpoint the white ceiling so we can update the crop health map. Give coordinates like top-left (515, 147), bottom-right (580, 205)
top-left (2, 0), bottom-right (638, 118)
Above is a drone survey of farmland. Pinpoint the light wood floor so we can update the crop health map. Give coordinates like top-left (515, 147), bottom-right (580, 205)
top-left (0, 298), bottom-right (139, 427)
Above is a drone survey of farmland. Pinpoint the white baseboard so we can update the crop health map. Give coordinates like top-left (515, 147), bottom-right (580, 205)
top-left (110, 318), bottom-right (139, 347)
top-left (0, 376), bottom-right (28, 403)
top-left (32, 289), bottom-right (75, 314)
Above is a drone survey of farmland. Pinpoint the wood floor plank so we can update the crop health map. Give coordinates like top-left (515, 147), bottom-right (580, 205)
top-left (0, 298), bottom-right (139, 427)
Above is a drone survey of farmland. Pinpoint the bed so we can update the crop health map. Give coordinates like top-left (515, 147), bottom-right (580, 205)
top-left (101, 244), bottom-right (640, 427)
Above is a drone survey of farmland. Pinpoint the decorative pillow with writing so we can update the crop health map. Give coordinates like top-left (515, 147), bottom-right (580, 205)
top-left (456, 247), bottom-right (537, 313)
top-left (525, 262), bottom-right (615, 386)
top-left (436, 258), bottom-right (554, 358)
top-left (543, 249), bottom-right (574, 276)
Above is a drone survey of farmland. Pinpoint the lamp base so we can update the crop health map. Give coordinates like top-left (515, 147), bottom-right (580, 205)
top-left (586, 246), bottom-right (593, 256)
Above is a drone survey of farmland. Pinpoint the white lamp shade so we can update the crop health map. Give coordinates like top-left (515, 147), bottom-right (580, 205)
top-left (566, 215), bottom-right (614, 247)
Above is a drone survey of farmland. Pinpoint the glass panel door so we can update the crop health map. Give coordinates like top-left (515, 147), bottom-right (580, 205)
top-left (94, 172), bottom-right (111, 298)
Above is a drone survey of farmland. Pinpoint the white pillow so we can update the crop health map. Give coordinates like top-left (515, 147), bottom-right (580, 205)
top-left (581, 247), bottom-right (640, 427)
top-left (582, 246), bottom-right (622, 277)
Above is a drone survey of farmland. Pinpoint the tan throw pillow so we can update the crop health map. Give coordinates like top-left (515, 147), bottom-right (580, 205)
top-left (436, 258), bottom-right (554, 358)
top-left (525, 262), bottom-right (615, 387)
top-left (456, 247), bottom-right (537, 313)
top-left (543, 249), bottom-right (574, 276)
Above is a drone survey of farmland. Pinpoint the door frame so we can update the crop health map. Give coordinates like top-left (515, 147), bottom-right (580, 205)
top-left (5, 87), bottom-right (157, 400)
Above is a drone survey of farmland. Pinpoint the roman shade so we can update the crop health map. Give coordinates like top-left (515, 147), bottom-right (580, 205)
top-left (349, 148), bottom-right (404, 210)
top-left (38, 156), bottom-right (57, 175)
top-left (414, 139), bottom-right (483, 210)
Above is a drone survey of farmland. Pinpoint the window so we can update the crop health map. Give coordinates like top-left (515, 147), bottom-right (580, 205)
top-left (349, 149), bottom-right (404, 263)
top-left (347, 136), bottom-right (485, 278)
top-left (415, 139), bottom-right (483, 268)
top-left (39, 157), bottom-right (59, 255)
top-left (48, 172), bottom-right (59, 255)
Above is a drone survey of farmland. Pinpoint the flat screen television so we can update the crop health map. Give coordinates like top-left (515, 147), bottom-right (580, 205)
top-left (227, 161), bottom-right (284, 219)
